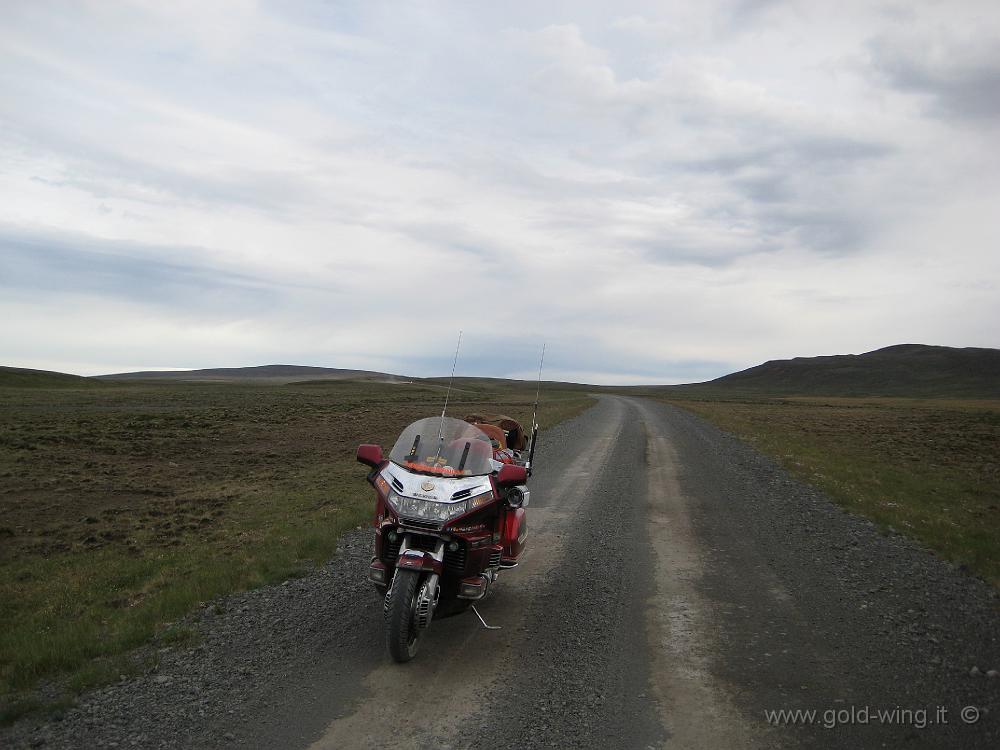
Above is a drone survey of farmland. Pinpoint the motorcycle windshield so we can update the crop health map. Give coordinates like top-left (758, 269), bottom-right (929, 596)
top-left (388, 417), bottom-right (494, 477)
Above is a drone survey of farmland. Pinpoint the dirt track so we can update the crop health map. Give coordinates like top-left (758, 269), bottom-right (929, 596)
top-left (6, 397), bottom-right (999, 748)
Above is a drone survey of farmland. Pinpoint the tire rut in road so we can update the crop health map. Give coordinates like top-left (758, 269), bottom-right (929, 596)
top-left (307, 396), bottom-right (633, 750)
top-left (640, 399), bottom-right (1000, 749)
top-left (642, 423), bottom-right (774, 749)
top-left (452, 397), bottom-right (664, 750)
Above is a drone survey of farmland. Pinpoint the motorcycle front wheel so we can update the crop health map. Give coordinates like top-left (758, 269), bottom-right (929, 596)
top-left (386, 568), bottom-right (422, 662)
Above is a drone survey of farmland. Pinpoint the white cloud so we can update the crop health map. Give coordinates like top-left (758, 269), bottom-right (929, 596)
top-left (1, 0), bottom-right (998, 383)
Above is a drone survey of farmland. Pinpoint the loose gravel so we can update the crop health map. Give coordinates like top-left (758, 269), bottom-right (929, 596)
top-left (4, 396), bottom-right (997, 749)
top-left (3, 526), bottom-right (378, 750)
top-left (653, 400), bottom-right (1000, 748)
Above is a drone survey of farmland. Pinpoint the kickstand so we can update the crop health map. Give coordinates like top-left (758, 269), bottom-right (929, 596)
top-left (471, 604), bottom-right (501, 630)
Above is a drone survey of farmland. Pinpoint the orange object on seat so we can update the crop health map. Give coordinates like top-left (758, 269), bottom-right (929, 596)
top-left (474, 423), bottom-right (506, 449)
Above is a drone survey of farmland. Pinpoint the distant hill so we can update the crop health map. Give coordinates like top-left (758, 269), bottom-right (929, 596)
top-left (0, 366), bottom-right (97, 388)
top-left (96, 364), bottom-right (407, 384)
top-left (8, 344), bottom-right (997, 396)
top-left (669, 344), bottom-right (1000, 399)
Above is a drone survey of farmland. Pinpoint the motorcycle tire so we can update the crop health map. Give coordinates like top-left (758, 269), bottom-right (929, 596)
top-left (386, 568), bottom-right (422, 662)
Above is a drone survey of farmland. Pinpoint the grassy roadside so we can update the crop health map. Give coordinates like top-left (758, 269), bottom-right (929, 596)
top-left (660, 395), bottom-right (1000, 587)
top-left (0, 380), bottom-right (592, 721)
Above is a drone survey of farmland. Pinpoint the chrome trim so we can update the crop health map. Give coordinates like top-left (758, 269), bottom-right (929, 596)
top-left (415, 573), bottom-right (439, 629)
top-left (398, 517), bottom-right (443, 531)
top-left (398, 534), bottom-right (446, 563)
top-left (457, 575), bottom-right (489, 601)
top-left (399, 535), bottom-right (445, 630)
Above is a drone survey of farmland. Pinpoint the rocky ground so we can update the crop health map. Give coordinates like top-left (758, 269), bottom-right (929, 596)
top-left (5, 525), bottom-right (379, 749)
top-left (4, 396), bottom-right (997, 749)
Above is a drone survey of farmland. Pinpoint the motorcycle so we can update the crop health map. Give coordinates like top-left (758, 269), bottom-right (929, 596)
top-left (356, 415), bottom-right (532, 662)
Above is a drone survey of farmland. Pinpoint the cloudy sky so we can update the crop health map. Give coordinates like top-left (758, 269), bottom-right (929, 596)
top-left (2, 0), bottom-right (998, 383)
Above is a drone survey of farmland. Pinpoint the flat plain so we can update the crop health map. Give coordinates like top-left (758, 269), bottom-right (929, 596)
top-left (659, 395), bottom-right (1000, 586)
top-left (0, 377), bottom-right (591, 718)
top-left (4, 364), bottom-right (998, 732)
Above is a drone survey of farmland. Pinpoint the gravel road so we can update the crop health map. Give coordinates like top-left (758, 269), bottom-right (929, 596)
top-left (5, 396), bottom-right (998, 749)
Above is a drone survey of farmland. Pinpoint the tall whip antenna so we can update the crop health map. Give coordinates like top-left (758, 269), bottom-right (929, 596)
top-left (441, 330), bottom-right (463, 421)
top-left (434, 331), bottom-right (462, 468)
top-left (527, 342), bottom-right (545, 475)
top-left (434, 331), bottom-right (463, 457)
top-left (533, 342), bottom-right (546, 414)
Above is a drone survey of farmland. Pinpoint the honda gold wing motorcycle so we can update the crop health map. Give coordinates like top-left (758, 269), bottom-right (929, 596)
top-left (356, 416), bottom-right (531, 662)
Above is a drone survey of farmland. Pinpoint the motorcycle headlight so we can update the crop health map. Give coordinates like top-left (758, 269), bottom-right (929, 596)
top-left (394, 495), bottom-right (469, 523)
top-left (385, 489), bottom-right (402, 514)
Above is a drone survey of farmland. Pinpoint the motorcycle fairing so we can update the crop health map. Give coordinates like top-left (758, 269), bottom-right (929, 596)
top-left (501, 506), bottom-right (528, 563)
top-left (382, 465), bottom-right (492, 504)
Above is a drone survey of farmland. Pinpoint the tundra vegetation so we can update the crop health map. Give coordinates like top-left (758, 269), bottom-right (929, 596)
top-left (0, 374), bottom-right (591, 722)
top-left (656, 394), bottom-right (1000, 587)
top-left (3, 352), bottom-right (998, 724)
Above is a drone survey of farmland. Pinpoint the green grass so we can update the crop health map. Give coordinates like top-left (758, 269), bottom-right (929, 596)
top-left (1, 464), bottom-right (369, 688)
top-left (0, 378), bottom-right (592, 721)
top-left (663, 396), bottom-right (1000, 586)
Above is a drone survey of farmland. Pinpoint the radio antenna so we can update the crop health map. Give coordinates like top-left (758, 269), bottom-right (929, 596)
top-left (434, 331), bottom-right (463, 457)
top-left (441, 330), bottom-right (462, 422)
top-left (533, 342), bottom-right (546, 414)
top-left (527, 342), bottom-right (545, 475)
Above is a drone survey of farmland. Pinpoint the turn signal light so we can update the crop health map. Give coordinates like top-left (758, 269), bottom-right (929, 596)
top-left (457, 576), bottom-right (486, 599)
top-left (368, 561), bottom-right (387, 585)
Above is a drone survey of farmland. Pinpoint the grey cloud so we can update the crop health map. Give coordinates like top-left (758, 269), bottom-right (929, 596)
top-left (725, 0), bottom-right (790, 29)
top-left (456, 336), bottom-right (734, 383)
top-left (0, 226), bottom-right (288, 309)
top-left (381, 338), bottom-right (734, 384)
top-left (757, 207), bottom-right (874, 255)
top-left (375, 218), bottom-right (512, 268)
top-left (26, 143), bottom-right (320, 217)
top-left (545, 328), bottom-right (742, 383)
top-left (0, 72), bottom-right (332, 218)
top-left (665, 134), bottom-right (892, 177)
top-left (869, 33), bottom-right (1000, 120)
top-left (733, 173), bottom-right (789, 203)
top-left (632, 239), bottom-right (779, 268)
top-left (664, 134), bottom-right (890, 257)
top-left (790, 134), bottom-right (893, 164)
top-left (3, 2), bottom-right (998, 380)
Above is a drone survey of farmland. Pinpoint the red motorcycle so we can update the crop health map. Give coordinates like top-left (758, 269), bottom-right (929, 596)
top-left (357, 415), bottom-right (532, 662)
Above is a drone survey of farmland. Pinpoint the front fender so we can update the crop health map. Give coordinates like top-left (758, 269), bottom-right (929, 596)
top-left (396, 550), bottom-right (443, 575)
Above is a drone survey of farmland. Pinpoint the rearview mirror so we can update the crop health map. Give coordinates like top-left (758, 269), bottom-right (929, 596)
top-left (496, 463), bottom-right (527, 487)
top-left (357, 444), bottom-right (384, 468)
